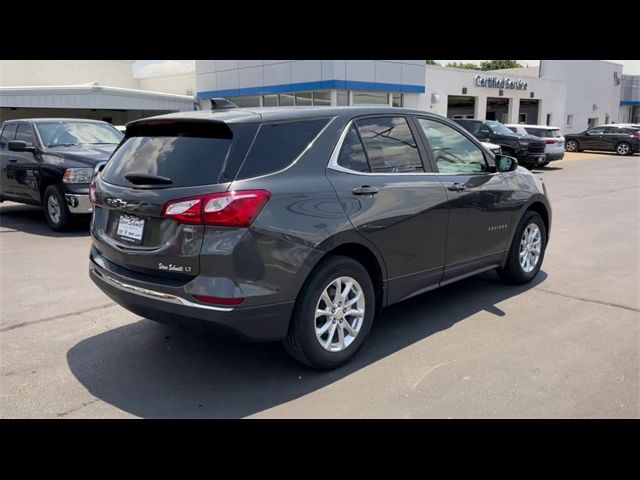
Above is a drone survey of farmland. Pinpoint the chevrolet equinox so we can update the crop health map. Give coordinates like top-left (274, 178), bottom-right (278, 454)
top-left (89, 107), bottom-right (551, 369)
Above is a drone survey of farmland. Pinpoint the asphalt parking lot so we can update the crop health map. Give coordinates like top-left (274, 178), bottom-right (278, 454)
top-left (1, 152), bottom-right (638, 418)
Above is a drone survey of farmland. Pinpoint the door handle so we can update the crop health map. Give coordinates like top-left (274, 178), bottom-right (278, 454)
top-left (8, 159), bottom-right (17, 163)
top-left (352, 185), bottom-right (379, 196)
top-left (447, 183), bottom-right (466, 192)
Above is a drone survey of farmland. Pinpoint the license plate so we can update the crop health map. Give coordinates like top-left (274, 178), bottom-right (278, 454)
top-left (117, 214), bottom-right (145, 243)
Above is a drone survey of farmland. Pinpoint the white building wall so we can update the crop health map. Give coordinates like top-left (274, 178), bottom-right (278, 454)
top-left (195, 60), bottom-right (425, 107)
top-left (540, 60), bottom-right (622, 133)
top-left (420, 65), bottom-right (567, 129)
top-left (138, 72), bottom-right (196, 96)
top-left (0, 60), bottom-right (137, 88)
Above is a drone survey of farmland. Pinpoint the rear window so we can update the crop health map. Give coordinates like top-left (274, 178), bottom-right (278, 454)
top-left (236, 119), bottom-right (329, 180)
top-left (525, 128), bottom-right (562, 138)
top-left (101, 135), bottom-right (232, 188)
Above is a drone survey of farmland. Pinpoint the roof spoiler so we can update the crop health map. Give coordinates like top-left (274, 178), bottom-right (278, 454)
top-left (210, 98), bottom-right (238, 110)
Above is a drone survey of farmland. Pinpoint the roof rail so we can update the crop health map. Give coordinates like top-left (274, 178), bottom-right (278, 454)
top-left (210, 98), bottom-right (238, 110)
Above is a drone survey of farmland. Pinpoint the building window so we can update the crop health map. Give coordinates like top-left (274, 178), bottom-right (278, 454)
top-left (546, 114), bottom-right (552, 126)
top-left (263, 94), bottom-right (278, 107)
top-left (279, 94), bottom-right (294, 106)
top-left (352, 91), bottom-right (388, 105)
top-left (295, 92), bottom-right (312, 106)
top-left (519, 113), bottom-right (527, 124)
top-left (312, 91), bottom-right (331, 106)
top-left (605, 114), bottom-right (610, 124)
top-left (337, 90), bottom-right (349, 106)
top-left (229, 96), bottom-right (261, 107)
top-left (391, 93), bottom-right (403, 107)
top-left (566, 114), bottom-right (573, 127)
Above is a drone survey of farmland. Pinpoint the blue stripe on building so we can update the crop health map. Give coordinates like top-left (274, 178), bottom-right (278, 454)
top-left (620, 100), bottom-right (640, 106)
top-left (197, 80), bottom-right (425, 99)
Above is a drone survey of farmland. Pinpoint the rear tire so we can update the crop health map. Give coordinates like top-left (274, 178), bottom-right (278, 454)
top-left (43, 184), bottom-right (73, 232)
top-left (616, 142), bottom-right (631, 156)
top-left (498, 211), bottom-right (547, 284)
top-left (284, 255), bottom-right (375, 369)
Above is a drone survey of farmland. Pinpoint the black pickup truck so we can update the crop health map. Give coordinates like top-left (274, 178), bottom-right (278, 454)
top-left (0, 118), bottom-right (123, 231)
top-left (453, 119), bottom-right (547, 168)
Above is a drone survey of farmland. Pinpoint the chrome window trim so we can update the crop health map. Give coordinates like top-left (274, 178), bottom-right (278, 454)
top-left (327, 119), bottom-right (496, 177)
top-left (90, 266), bottom-right (234, 312)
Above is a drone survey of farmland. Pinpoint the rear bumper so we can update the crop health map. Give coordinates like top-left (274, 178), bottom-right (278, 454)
top-left (517, 152), bottom-right (547, 166)
top-left (89, 258), bottom-right (293, 341)
top-left (545, 152), bottom-right (565, 161)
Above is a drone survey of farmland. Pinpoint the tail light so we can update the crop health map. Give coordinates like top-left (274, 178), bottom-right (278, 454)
top-left (161, 190), bottom-right (271, 227)
top-left (89, 180), bottom-right (96, 205)
top-left (545, 139), bottom-right (556, 144)
top-left (631, 135), bottom-right (640, 140)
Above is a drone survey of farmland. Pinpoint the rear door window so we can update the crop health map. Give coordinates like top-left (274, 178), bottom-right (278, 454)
top-left (0, 124), bottom-right (18, 149)
top-left (236, 119), bottom-right (330, 179)
top-left (354, 117), bottom-right (424, 173)
top-left (101, 122), bottom-right (234, 188)
top-left (337, 124), bottom-right (370, 172)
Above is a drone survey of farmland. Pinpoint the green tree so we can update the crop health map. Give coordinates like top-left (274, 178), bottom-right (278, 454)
top-left (480, 60), bottom-right (523, 71)
top-left (426, 60), bottom-right (441, 66)
top-left (446, 62), bottom-right (480, 69)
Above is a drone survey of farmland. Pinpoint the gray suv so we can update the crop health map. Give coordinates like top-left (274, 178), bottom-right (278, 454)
top-left (89, 107), bottom-right (551, 369)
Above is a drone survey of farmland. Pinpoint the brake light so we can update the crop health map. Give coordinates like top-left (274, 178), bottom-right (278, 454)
top-left (192, 294), bottom-right (243, 306)
top-left (631, 135), bottom-right (640, 140)
top-left (545, 140), bottom-right (556, 144)
top-left (89, 180), bottom-right (96, 205)
top-left (161, 190), bottom-right (271, 227)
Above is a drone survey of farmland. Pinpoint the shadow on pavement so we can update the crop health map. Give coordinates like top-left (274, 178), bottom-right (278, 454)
top-left (67, 269), bottom-right (548, 418)
top-left (0, 203), bottom-right (90, 237)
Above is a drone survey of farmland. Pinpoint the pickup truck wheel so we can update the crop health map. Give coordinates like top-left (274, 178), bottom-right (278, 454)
top-left (43, 185), bottom-right (73, 232)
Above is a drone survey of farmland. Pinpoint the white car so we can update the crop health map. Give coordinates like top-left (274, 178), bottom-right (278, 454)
top-left (114, 125), bottom-right (126, 135)
top-left (505, 124), bottom-right (565, 165)
top-left (481, 141), bottom-right (502, 156)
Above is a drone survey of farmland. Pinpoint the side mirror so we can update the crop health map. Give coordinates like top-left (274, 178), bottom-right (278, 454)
top-left (496, 154), bottom-right (518, 172)
top-left (8, 140), bottom-right (37, 153)
top-left (93, 161), bottom-right (107, 178)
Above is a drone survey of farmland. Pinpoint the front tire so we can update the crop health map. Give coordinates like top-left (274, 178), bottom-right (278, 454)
top-left (498, 211), bottom-right (547, 284)
top-left (565, 139), bottom-right (579, 152)
top-left (284, 255), bottom-right (375, 369)
top-left (616, 142), bottom-right (631, 156)
top-left (43, 184), bottom-right (73, 231)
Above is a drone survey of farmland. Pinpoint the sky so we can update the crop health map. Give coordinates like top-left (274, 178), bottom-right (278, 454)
top-left (132, 60), bottom-right (640, 77)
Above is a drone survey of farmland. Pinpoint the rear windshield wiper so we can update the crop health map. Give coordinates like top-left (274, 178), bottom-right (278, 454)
top-left (124, 173), bottom-right (173, 185)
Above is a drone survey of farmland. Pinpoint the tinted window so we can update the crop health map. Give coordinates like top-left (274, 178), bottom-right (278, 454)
top-left (604, 127), bottom-right (628, 134)
top-left (456, 120), bottom-right (482, 135)
top-left (0, 124), bottom-right (17, 149)
top-left (507, 126), bottom-right (518, 133)
top-left (588, 128), bottom-right (606, 135)
top-left (36, 121), bottom-right (122, 147)
top-left (418, 118), bottom-right (487, 174)
top-left (101, 136), bottom-right (232, 188)
top-left (526, 128), bottom-right (562, 138)
top-left (15, 123), bottom-right (36, 146)
top-left (237, 119), bottom-right (329, 180)
top-left (486, 121), bottom-right (514, 135)
top-left (355, 117), bottom-right (423, 173)
top-left (337, 125), bottom-right (369, 172)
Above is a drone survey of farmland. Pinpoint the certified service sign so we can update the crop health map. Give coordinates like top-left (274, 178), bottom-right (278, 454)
top-left (474, 75), bottom-right (528, 91)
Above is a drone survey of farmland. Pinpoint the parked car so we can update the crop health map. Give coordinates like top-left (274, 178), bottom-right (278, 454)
top-left (505, 124), bottom-right (565, 165)
top-left (89, 107), bottom-right (551, 369)
top-left (602, 123), bottom-right (640, 130)
top-left (453, 119), bottom-right (547, 168)
top-left (0, 118), bottom-right (124, 230)
top-left (564, 125), bottom-right (640, 155)
top-left (481, 141), bottom-right (502, 156)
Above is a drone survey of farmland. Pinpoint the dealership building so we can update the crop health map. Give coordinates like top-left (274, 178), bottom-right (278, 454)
top-left (0, 60), bottom-right (197, 124)
top-left (196, 60), bottom-right (635, 134)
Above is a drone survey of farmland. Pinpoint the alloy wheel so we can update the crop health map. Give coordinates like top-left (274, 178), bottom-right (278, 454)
top-left (315, 276), bottom-right (365, 352)
top-left (519, 223), bottom-right (542, 273)
top-left (47, 194), bottom-right (61, 225)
